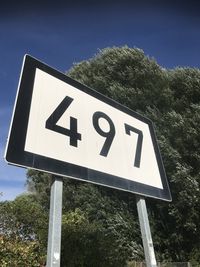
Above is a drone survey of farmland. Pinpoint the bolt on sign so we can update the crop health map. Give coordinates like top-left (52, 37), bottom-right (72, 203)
top-left (5, 55), bottom-right (171, 201)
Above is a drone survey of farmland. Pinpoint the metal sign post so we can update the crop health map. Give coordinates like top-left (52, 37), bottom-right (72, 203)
top-left (5, 54), bottom-right (171, 266)
top-left (47, 176), bottom-right (63, 267)
top-left (136, 196), bottom-right (157, 267)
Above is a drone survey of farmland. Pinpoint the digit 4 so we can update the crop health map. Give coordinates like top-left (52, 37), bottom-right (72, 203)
top-left (45, 96), bottom-right (82, 147)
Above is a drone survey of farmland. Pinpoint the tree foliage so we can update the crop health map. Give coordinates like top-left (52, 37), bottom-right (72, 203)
top-left (0, 235), bottom-right (43, 267)
top-left (0, 195), bottom-right (47, 266)
top-left (1, 46), bottom-right (200, 265)
top-left (60, 181), bottom-right (143, 266)
top-left (26, 173), bottom-right (143, 266)
top-left (68, 47), bottom-right (200, 262)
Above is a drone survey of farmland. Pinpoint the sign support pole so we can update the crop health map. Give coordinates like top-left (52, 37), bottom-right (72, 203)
top-left (47, 176), bottom-right (63, 267)
top-left (136, 196), bottom-right (157, 267)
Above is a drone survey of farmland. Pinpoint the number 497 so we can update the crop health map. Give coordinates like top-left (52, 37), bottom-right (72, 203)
top-left (45, 96), bottom-right (143, 168)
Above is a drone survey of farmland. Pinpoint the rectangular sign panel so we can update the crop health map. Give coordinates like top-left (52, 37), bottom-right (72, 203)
top-left (5, 55), bottom-right (171, 201)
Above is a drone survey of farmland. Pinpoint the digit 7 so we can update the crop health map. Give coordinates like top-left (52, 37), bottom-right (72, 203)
top-left (125, 124), bottom-right (143, 168)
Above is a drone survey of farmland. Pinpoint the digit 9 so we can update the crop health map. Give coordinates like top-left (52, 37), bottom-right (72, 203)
top-left (92, 111), bottom-right (116, 157)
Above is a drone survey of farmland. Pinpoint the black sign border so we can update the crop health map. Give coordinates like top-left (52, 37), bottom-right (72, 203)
top-left (5, 55), bottom-right (172, 201)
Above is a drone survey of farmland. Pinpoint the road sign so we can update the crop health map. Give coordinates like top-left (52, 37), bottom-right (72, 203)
top-left (5, 55), bottom-right (171, 201)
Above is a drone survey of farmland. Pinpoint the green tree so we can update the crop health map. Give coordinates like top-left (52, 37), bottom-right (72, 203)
top-left (0, 194), bottom-right (48, 266)
top-left (67, 47), bottom-right (200, 262)
top-left (60, 182), bottom-right (143, 266)
top-left (25, 46), bottom-right (200, 264)
top-left (27, 171), bottom-right (143, 266)
top-left (148, 68), bottom-right (200, 262)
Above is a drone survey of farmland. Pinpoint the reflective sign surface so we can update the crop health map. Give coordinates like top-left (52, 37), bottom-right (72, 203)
top-left (5, 55), bottom-right (171, 201)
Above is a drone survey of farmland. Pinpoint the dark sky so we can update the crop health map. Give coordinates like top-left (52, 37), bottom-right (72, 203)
top-left (1, 0), bottom-right (200, 200)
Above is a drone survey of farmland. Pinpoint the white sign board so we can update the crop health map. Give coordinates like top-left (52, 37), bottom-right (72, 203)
top-left (5, 55), bottom-right (171, 201)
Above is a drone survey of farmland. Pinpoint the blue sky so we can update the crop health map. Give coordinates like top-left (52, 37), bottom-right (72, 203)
top-left (1, 0), bottom-right (200, 201)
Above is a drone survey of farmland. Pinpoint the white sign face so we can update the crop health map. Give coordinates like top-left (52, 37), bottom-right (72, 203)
top-left (25, 68), bottom-right (161, 188)
top-left (5, 55), bottom-right (171, 201)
